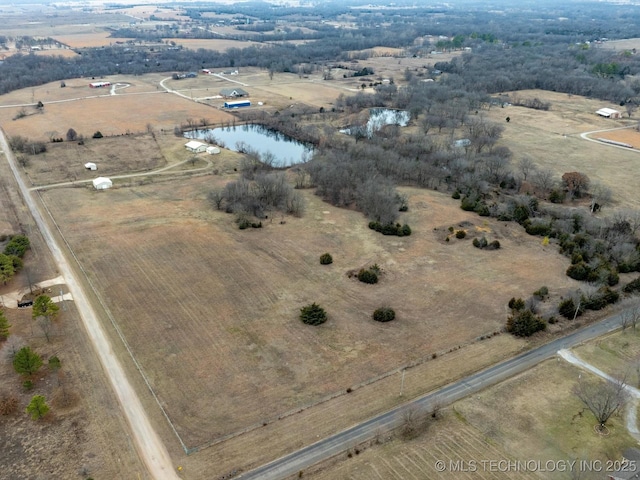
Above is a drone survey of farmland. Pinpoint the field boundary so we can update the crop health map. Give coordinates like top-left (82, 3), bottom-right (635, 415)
top-left (35, 188), bottom-right (191, 453)
top-left (28, 181), bottom-right (516, 455)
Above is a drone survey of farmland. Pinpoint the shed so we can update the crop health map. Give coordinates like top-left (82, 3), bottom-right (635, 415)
top-left (185, 140), bottom-right (208, 153)
top-left (206, 146), bottom-right (221, 155)
top-left (84, 162), bottom-right (97, 171)
top-left (92, 177), bottom-right (113, 190)
top-left (596, 108), bottom-right (622, 119)
top-left (224, 100), bottom-right (251, 109)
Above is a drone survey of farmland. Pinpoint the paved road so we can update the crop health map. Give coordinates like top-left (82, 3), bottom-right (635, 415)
top-left (238, 310), bottom-right (629, 480)
top-left (0, 127), bottom-right (180, 479)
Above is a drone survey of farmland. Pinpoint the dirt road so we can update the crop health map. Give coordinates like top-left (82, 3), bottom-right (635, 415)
top-left (0, 127), bottom-right (180, 480)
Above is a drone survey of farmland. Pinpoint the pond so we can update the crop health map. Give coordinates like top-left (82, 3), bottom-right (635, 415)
top-left (340, 108), bottom-right (410, 138)
top-left (185, 124), bottom-right (313, 167)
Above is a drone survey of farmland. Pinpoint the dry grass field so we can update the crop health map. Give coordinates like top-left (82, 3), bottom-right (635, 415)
top-left (602, 39), bottom-right (640, 51)
top-left (483, 89), bottom-right (640, 208)
top-left (0, 149), bottom-right (147, 479)
top-left (38, 173), bottom-right (576, 453)
top-left (305, 359), bottom-right (636, 480)
top-left (0, 77), bottom-right (237, 140)
top-left (4, 57), bottom-right (640, 478)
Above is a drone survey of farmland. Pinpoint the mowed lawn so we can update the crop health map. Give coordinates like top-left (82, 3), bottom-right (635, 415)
top-left (41, 175), bottom-right (575, 448)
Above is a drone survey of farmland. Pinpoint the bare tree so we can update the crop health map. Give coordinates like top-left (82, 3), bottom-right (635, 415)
top-left (399, 405), bottom-right (423, 439)
top-left (621, 303), bottom-right (640, 331)
top-left (626, 102), bottom-right (637, 118)
top-left (589, 182), bottom-right (612, 213)
top-left (518, 156), bottom-right (537, 181)
top-left (531, 168), bottom-right (555, 194)
top-left (574, 375), bottom-right (628, 432)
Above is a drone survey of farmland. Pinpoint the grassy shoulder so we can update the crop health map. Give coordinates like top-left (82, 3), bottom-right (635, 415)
top-left (300, 359), bottom-right (637, 480)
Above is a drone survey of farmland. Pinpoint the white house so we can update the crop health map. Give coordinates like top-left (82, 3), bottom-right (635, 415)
top-left (185, 140), bottom-right (208, 153)
top-left (92, 177), bottom-right (112, 190)
top-left (206, 146), bottom-right (221, 155)
top-left (84, 162), bottom-right (97, 171)
top-left (596, 108), bottom-right (622, 119)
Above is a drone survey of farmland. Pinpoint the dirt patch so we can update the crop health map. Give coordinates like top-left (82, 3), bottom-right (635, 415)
top-left (592, 128), bottom-right (640, 148)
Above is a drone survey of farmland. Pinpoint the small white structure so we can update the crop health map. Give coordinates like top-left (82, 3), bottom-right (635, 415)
top-left (185, 140), bottom-right (208, 153)
top-left (206, 146), bottom-right (221, 155)
top-left (84, 162), bottom-right (97, 171)
top-left (92, 177), bottom-right (112, 190)
top-left (596, 108), bottom-right (622, 119)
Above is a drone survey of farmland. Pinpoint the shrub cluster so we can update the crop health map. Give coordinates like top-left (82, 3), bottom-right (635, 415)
top-left (300, 303), bottom-right (327, 326)
top-left (372, 307), bottom-right (395, 322)
top-left (368, 221), bottom-right (411, 237)
top-left (623, 276), bottom-right (640, 294)
top-left (3, 235), bottom-right (30, 258)
top-left (357, 268), bottom-right (378, 284)
top-left (319, 253), bottom-right (333, 265)
top-left (472, 236), bottom-right (500, 250)
top-left (558, 298), bottom-right (584, 319)
top-left (506, 308), bottom-right (546, 337)
top-left (237, 219), bottom-right (262, 230)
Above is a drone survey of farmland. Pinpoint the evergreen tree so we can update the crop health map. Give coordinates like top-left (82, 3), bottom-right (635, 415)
top-left (13, 346), bottom-right (43, 376)
top-left (26, 395), bottom-right (49, 420)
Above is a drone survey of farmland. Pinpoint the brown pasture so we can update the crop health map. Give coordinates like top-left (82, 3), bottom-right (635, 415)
top-left (52, 32), bottom-right (135, 49)
top-left (481, 89), bottom-right (640, 208)
top-left (39, 173), bottom-right (576, 453)
top-left (0, 78), bottom-right (237, 141)
top-left (168, 38), bottom-right (261, 51)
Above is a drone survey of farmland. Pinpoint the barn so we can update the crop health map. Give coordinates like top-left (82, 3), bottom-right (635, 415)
top-left (206, 146), bottom-right (221, 155)
top-left (89, 81), bottom-right (112, 88)
top-left (224, 100), bottom-right (251, 109)
top-left (185, 140), bottom-right (208, 153)
top-left (92, 177), bottom-right (113, 190)
top-left (84, 162), bottom-right (97, 171)
top-left (596, 108), bottom-right (622, 119)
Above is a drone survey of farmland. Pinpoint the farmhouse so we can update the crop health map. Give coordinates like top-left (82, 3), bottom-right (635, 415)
top-left (224, 100), bottom-right (251, 109)
top-left (92, 177), bottom-right (112, 190)
top-left (89, 81), bottom-right (111, 88)
top-left (206, 146), bottom-right (221, 155)
top-left (220, 87), bottom-right (249, 98)
top-left (84, 162), bottom-right (97, 171)
top-left (185, 140), bottom-right (208, 153)
top-left (596, 107), bottom-right (622, 119)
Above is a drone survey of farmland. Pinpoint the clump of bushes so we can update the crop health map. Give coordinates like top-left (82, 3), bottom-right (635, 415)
top-left (506, 297), bottom-right (545, 336)
top-left (508, 297), bottom-right (526, 311)
top-left (533, 286), bottom-right (549, 300)
top-left (357, 265), bottom-right (380, 284)
top-left (506, 308), bottom-right (546, 337)
top-left (582, 287), bottom-right (619, 311)
top-left (472, 236), bottom-right (501, 250)
top-left (372, 307), bottom-right (395, 322)
top-left (319, 253), bottom-right (333, 265)
top-left (3, 235), bottom-right (30, 258)
top-left (300, 303), bottom-right (327, 326)
top-left (623, 276), bottom-right (640, 294)
top-left (558, 298), bottom-right (583, 319)
top-left (368, 221), bottom-right (411, 237)
top-left (237, 218), bottom-right (262, 230)
top-left (455, 230), bottom-right (467, 239)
